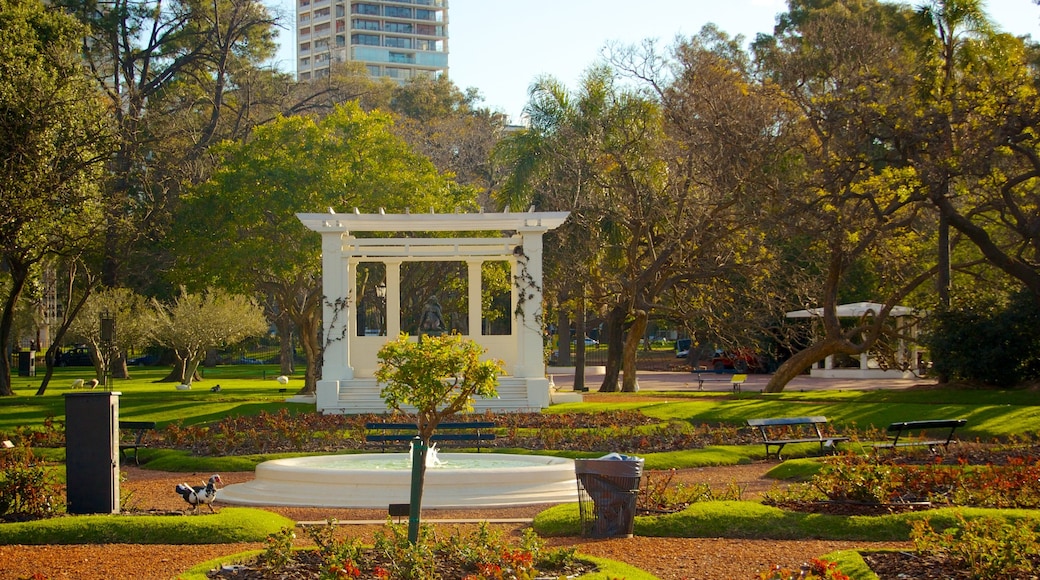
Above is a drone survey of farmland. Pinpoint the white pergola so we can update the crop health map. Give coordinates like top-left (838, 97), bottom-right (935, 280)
top-left (785, 302), bottom-right (922, 379)
top-left (297, 210), bottom-right (570, 414)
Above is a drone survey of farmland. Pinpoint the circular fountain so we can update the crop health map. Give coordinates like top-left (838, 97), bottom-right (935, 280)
top-left (218, 453), bottom-right (578, 508)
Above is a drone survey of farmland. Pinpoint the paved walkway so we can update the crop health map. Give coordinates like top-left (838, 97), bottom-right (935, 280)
top-left (548, 369), bottom-right (935, 393)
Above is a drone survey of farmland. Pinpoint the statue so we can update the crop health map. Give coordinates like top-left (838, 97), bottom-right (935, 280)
top-left (419, 296), bottom-right (446, 335)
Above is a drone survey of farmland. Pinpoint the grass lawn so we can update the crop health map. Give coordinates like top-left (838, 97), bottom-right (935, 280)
top-left (4, 367), bottom-right (1040, 439)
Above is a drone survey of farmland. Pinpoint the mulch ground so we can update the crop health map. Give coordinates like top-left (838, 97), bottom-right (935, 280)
top-left (0, 463), bottom-right (916, 580)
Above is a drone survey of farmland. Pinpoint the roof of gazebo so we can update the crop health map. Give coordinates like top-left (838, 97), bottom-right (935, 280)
top-left (785, 301), bottom-right (918, 318)
top-left (297, 210), bottom-right (570, 234)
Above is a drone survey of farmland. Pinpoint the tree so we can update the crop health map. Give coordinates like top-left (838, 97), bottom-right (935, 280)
top-left (65, 287), bottom-right (155, 383)
top-left (498, 36), bottom-right (784, 392)
top-left (55, 0), bottom-right (292, 291)
top-left (906, 0), bottom-right (1040, 303)
top-left (0, 0), bottom-right (110, 396)
top-left (151, 287), bottom-right (267, 384)
top-left (375, 334), bottom-right (501, 445)
top-left (175, 103), bottom-right (476, 394)
top-left (375, 332), bottom-right (501, 544)
top-left (753, 0), bottom-right (943, 390)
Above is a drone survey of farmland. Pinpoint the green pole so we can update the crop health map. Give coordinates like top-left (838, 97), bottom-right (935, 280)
top-left (408, 436), bottom-right (426, 544)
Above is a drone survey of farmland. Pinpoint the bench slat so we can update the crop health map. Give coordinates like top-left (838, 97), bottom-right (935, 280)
top-left (876, 419), bottom-right (966, 454)
top-left (365, 421), bottom-right (496, 452)
top-left (746, 416), bottom-right (846, 460)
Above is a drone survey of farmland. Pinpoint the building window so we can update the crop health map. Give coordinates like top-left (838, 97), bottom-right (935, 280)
top-left (314, 38), bottom-right (329, 50)
top-left (384, 22), bottom-right (413, 33)
top-left (313, 7), bottom-right (329, 18)
top-left (298, 0), bottom-right (308, 5)
top-left (416, 9), bottom-right (439, 21)
top-left (299, 41), bottom-right (310, 52)
top-left (353, 18), bottom-right (379, 30)
top-left (299, 26), bottom-right (311, 37)
top-left (299, 12), bottom-right (310, 23)
top-left (352, 3), bottom-right (379, 15)
top-left (384, 6), bottom-right (412, 18)
top-left (384, 36), bottom-right (411, 49)
top-left (352, 33), bottom-right (380, 46)
top-left (388, 51), bottom-right (414, 64)
top-left (299, 71), bottom-right (311, 80)
top-left (314, 22), bottom-right (330, 33)
top-left (367, 65), bottom-right (381, 76)
top-left (315, 52), bottom-right (330, 64)
top-left (300, 57), bottom-right (310, 66)
top-left (335, 5), bottom-right (344, 17)
top-left (336, 35), bottom-right (346, 47)
top-left (336, 20), bottom-right (345, 32)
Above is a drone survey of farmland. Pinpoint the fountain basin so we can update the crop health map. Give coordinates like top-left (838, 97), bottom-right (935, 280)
top-left (218, 453), bottom-right (579, 508)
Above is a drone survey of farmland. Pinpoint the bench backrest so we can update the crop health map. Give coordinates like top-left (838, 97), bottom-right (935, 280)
top-left (119, 421), bottom-right (157, 430)
top-left (364, 421), bottom-right (495, 431)
top-left (886, 419), bottom-right (966, 433)
top-left (747, 416), bottom-right (827, 428)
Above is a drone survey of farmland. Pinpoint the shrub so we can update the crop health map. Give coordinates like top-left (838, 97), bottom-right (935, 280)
top-left (923, 291), bottom-right (1040, 386)
top-left (0, 446), bottom-right (61, 522)
top-left (911, 515), bottom-right (1040, 578)
top-left (757, 558), bottom-right (850, 579)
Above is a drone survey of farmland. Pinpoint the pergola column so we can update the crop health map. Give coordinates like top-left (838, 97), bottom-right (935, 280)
top-left (323, 232), bottom-right (352, 378)
top-left (385, 259), bottom-right (402, 337)
top-left (467, 259), bottom-right (483, 337)
top-left (517, 229), bottom-right (544, 378)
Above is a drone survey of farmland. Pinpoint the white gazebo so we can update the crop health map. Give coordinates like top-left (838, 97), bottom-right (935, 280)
top-left (785, 301), bottom-right (921, 379)
top-left (297, 210), bottom-right (569, 414)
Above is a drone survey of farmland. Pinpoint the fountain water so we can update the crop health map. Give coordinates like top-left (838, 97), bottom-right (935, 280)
top-left (218, 452), bottom-right (578, 508)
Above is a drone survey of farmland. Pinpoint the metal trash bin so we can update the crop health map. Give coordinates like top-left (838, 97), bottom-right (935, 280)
top-left (574, 453), bottom-right (644, 538)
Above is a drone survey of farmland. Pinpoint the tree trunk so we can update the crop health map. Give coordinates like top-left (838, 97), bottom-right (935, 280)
top-left (0, 260), bottom-right (30, 396)
top-left (557, 304), bottom-right (571, 366)
top-left (160, 354), bottom-right (190, 383)
top-left (598, 305), bottom-right (626, 392)
top-left (297, 314), bottom-right (321, 395)
top-left (765, 339), bottom-right (846, 392)
top-left (276, 316), bottom-right (295, 376)
top-left (35, 274), bottom-right (94, 396)
top-left (621, 310), bottom-right (647, 392)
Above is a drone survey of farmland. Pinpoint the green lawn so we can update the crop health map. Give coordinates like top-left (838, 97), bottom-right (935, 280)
top-left (5, 367), bottom-right (1039, 439)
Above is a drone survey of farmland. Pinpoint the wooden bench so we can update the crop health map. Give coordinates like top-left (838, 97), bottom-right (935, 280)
top-left (118, 420), bottom-right (156, 465)
top-left (747, 416), bottom-right (849, 460)
top-left (874, 419), bottom-right (967, 454)
top-left (365, 421), bottom-right (496, 452)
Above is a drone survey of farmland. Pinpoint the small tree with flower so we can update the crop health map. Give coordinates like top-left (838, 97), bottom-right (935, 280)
top-left (376, 333), bottom-right (502, 447)
top-left (376, 332), bottom-right (503, 543)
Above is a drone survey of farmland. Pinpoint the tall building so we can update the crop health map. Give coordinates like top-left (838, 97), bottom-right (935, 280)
top-left (296, 0), bottom-right (448, 82)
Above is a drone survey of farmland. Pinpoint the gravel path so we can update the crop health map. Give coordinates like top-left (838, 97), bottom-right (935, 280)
top-left (0, 464), bottom-right (907, 579)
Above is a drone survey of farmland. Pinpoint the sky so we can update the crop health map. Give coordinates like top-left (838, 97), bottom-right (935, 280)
top-left (268, 0), bottom-right (1040, 124)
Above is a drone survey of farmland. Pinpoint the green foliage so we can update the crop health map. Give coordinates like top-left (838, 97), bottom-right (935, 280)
top-left (756, 558), bottom-right (850, 580)
top-left (376, 334), bottom-right (502, 441)
top-left (766, 454), bottom-right (1040, 509)
top-left (258, 526), bottom-right (296, 571)
top-left (911, 515), bottom-right (1040, 578)
top-left (924, 291), bottom-right (1040, 386)
top-left (0, 507), bottom-right (293, 544)
top-left (0, 446), bottom-right (61, 520)
top-left (372, 521), bottom-right (437, 580)
top-left (151, 287), bottom-right (268, 384)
